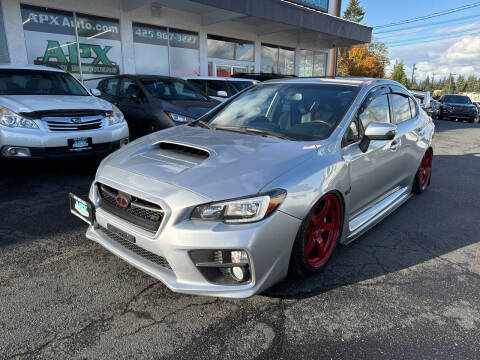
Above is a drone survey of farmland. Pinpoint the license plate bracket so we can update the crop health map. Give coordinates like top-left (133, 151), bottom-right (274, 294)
top-left (68, 137), bottom-right (92, 151)
top-left (69, 193), bottom-right (95, 225)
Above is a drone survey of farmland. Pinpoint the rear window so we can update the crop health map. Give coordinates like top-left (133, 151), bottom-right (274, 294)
top-left (391, 94), bottom-right (413, 124)
top-left (444, 95), bottom-right (471, 104)
top-left (0, 69), bottom-right (89, 96)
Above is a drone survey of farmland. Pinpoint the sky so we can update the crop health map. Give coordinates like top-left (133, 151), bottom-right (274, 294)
top-left (341, 0), bottom-right (480, 81)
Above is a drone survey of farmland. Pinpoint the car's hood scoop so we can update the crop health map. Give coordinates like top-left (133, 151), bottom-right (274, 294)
top-left (105, 125), bottom-right (319, 200)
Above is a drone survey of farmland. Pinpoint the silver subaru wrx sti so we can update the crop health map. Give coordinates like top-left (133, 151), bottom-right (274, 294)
top-left (70, 78), bottom-right (434, 298)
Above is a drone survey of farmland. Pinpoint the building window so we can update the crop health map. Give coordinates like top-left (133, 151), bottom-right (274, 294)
top-left (20, 5), bottom-right (122, 80)
top-left (132, 23), bottom-right (169, 75)
top-left (261, 44), bottom-right (295, 75)
top-left (132, 23), bottom-right (199, 76)
top-left (0, 3), bottom-right (9, 63)
top-left (207, 35), bottom-right (254, 61)
top-left (299, 50), bottom-right (328, 77)
top-left (169, 28), bottom-right (200, 76)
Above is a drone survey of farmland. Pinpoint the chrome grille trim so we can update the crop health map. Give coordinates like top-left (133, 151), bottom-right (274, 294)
top-left (43, 115), bottom-right (104, 132)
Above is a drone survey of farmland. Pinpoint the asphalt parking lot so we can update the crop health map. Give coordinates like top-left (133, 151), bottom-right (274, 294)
top-left (1, 119), bottom-right (479, 360)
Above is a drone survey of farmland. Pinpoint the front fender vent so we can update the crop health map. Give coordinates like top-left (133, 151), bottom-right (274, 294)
top-left (158, 142), bottom-right (209, 159)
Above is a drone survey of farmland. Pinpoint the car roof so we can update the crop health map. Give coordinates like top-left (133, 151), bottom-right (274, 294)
top-left (261, 77), bottom-right (398, 88)
top-left (0, 64), bottom-right (65, 73)
top-left (182, 76), bottom-right (256, 82)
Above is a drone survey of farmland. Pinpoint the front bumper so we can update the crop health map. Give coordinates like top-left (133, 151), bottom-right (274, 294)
top-left (0, 123), bottom-right (129, 159)
top-left (85, 174), bottom-right (301, 298)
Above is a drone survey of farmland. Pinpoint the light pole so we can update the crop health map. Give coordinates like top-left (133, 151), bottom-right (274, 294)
top-left (449, 73), bottom-right (457, 94)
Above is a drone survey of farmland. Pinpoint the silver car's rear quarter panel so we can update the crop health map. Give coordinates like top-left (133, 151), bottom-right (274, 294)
top-left (89, 169), bottom-right (302, 298)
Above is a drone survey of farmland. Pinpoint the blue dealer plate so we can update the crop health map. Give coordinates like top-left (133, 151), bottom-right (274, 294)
top-left (69, 193), bottom-right (94, 225)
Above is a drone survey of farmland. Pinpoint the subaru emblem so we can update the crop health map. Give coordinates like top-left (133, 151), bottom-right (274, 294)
top-left (70, 117), bottom-right (82, 124)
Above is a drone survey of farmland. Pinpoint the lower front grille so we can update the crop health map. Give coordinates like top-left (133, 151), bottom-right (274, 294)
top-left (99, 226), bottom-right (172, 270)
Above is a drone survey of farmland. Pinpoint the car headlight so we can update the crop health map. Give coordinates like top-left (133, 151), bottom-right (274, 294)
top-left (106, 105), bottom-right (125, 126)
top-left (191, 189), bottom-right (287, 224)
top-left (0, 106), bottom-right (39, 129)
top-left (165, 112), bottom-right (195, 123)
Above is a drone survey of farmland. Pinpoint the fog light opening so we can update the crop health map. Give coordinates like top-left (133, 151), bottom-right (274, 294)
top-left (2, 146), bottom-right (31, 157)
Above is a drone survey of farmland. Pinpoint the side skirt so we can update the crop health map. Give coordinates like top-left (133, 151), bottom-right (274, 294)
top-left (343, 187), bottom-right (412, 245)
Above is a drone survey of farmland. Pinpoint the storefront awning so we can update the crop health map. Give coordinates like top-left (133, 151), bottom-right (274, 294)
top-left (125, 0), bottom-right (372, 48)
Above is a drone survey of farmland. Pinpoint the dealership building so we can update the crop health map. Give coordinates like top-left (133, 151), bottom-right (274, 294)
top-left (0, 0), bottom-right (371, 82)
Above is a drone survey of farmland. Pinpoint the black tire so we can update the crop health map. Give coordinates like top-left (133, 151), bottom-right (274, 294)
top-left (290, 193), bottom-right (343, 277)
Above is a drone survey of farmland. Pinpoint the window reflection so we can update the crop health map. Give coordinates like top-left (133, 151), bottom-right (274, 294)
top-left (299, 50), bottom-right (327, 77)
top-left (261, 44), bottom-right (295, 75)
top-left (207, 35), bottom-right (254, 61)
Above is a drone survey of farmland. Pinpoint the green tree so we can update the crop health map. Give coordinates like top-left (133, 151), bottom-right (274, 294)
top-left (367, 38), bottom-right (389, 71)
top-left (391, 61), bottom-right (409, 87)
top-left (465, 75), bottom-right (476, 92)
top-left (343, 0), bottom-right (365, 23)
top-left (456, 74), bottom-right (466, 93)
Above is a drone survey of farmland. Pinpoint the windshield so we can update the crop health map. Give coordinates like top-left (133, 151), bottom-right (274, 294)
top-left (204, 83), bottom-right (358, 141)
top-left (141, 78), bottom-right (207, 101)
top-left (0, 69), bottom-right (89, 96)
top-left (444, 95), bottom-right (471, 104)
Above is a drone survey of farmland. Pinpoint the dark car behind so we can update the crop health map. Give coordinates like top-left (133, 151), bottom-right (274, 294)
top-left (231, 73), bottom-right (297, 82)
top-left (439, 94), bottom-right (477, 123)
top-left (95, 75), bottom-right (219, 139)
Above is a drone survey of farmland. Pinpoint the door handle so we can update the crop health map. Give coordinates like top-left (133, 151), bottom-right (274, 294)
top-left (390, 139), bottom-right (400, 152)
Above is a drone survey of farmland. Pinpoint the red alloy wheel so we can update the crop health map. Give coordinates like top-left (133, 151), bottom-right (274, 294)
top-left (304, 194), bottom-right (341, 268)
top-left (419, 149), bottom-right (433, 189)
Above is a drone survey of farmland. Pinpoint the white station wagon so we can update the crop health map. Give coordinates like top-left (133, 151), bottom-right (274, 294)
top-left (0, 64), bottom-right (129, 159)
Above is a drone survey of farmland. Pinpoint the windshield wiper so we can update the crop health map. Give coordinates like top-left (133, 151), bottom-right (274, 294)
top-left (243, 127), bottom-right (294, 140)
top-left (214, 126), bottom-right (293, 140)
top-left (190, 120), bottom-right (213, 129)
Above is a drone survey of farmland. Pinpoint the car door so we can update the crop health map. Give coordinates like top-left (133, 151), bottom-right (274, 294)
top-left (389, 91), bottom-right (424, 187)
top-left (341, 86), bottom-right (405, 217)
top-left (98, 77), bottom-right (120, 105)
top-left (117, 77), bottom-right (148, 139)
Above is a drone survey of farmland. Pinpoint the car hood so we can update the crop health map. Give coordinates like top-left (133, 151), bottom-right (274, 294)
top-left (101, 125), bottom-right (318, 200)
top-left (444, 102), bottom-right (476, 109)
top-left (0, 95), bottom-right (112, 114)
top-left (160, 99), bottom-right (219, 119)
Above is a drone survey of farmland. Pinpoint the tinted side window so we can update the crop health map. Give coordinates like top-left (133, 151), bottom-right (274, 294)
top-left (358, 94), bottom-right (390, 130)
top-left (119, 79), bottom-right (141, 98)
top-left (100, 78), bottom-right (119, 96)
top-left (206, 80), bottom-right (229, 97)
top-left (188, 79), bottom-right (207, 93)
top-left (391, 94), bottom-right (412, 124)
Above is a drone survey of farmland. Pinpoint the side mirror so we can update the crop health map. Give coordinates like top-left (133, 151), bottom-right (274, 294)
top-left (90, 88), bottom-right (101, 97)
top-left (217, 90), bottom-right (228, 98)
top-left (359, 122), bottom-right (397, 153)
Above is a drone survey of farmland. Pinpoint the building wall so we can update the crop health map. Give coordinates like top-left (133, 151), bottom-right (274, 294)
top-left (1, 0), bottom-right (331, 77)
